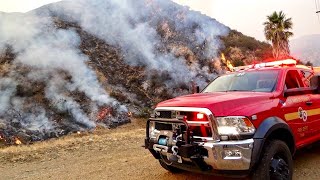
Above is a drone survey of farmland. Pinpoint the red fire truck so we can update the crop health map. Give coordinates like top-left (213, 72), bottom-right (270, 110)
top-left (145, 59), bottom-right (320, 180)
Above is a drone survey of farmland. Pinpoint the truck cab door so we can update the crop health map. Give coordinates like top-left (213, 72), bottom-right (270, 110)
top-left (281, 70), bottom-right (312, 147)
top-left (305, 72), bottom-right (320, 141)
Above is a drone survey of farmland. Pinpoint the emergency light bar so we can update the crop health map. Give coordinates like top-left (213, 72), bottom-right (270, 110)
top-left (253, 59), bottom-right (297, 68)
top-left (234, 59), bottom-right (297, 71)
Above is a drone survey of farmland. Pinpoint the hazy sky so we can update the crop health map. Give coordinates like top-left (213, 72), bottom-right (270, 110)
top-left (173, 0), bottom-right (320, 41)
top-left (0, 0), bottom-right (61, 13)
top-left (0, 0), bottom-right (319, 41)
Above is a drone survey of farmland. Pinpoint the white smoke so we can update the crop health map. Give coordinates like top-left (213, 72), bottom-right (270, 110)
top-left (0, 78), bottom-right (17, 114)
top-left (15, 28), bottom-right (114, 105)
top-left (0, 0), bottom-right (229, 139)
top-left (45, 75), bottom-right (96, 128)
top-left (20, 108), bottom-right (54, 131)
top-left (290, 34), bottom-right (320, 66)
top-left (0, 11), bottom-right (123, 133)
top-left (49, 0), bottom-right (229, 87)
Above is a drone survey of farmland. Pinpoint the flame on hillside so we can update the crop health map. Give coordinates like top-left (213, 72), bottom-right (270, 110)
top-left (221, 53), bottom-right (234, 72)
top-left (14, 137), bottom-right (22, 145)
top-left (97, 108), bottom-right (112, 121)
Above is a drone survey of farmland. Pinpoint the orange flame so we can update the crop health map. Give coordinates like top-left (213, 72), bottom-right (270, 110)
top-left (14, 137), bottom-right (22, 145)
top-left (221, 53), bottom-right (234, 71)
top-left (97, 108), bottom-right (112, 121)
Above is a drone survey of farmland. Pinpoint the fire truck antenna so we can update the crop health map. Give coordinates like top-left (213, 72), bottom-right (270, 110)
top-left (316, 0), bottom-right (320, 24)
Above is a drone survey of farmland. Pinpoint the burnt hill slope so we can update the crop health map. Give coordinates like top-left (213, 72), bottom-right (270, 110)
top-left (0, 0), bottom-right (271, 145)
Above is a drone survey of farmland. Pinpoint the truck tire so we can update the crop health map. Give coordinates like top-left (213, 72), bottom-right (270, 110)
top-left (159, 159), bottom-right (183, 173)
top-left (252, 140), bottom-right (293, 180)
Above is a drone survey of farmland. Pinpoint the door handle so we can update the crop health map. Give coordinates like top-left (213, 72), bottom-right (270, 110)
top-left (306, 101), bottom-right (313, 106)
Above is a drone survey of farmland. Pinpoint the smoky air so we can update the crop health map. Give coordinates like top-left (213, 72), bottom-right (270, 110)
top-left (0, 0), bottom-right (228, 144)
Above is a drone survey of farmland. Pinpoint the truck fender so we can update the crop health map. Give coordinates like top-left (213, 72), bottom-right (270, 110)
top-left (250, 116), bottom-right (295, 169)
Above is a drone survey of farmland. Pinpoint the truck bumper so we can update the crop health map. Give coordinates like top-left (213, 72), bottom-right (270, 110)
top-left (201, 139), bottom-right (254, 170)
top-left (145, 138), bottom-right (254, 173)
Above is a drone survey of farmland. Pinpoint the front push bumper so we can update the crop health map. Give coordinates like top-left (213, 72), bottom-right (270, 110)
top-left (200, 139), bottom-right (254, 170)
top-left (145, 138), bottom-right (254, 173)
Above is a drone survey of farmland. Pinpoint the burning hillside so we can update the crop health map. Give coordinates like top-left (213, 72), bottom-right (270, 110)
top-left (0, 0), bottom-right (269, 145)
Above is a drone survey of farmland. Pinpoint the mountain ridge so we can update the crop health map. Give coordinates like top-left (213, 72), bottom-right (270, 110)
top-left (290, 34), bottom-right (320, 66)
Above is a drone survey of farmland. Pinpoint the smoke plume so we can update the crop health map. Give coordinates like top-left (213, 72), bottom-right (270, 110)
top-left (0, 0), bottom-right (229, 144)
top-left (45, 0), bottom-right (229, 87)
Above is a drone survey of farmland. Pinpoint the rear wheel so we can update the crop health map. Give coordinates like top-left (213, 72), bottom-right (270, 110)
top-left (252, 140), bottom-right (293, 180)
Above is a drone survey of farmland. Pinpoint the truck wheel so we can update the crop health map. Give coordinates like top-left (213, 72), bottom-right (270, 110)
top-left (252, 140), bottom-right (293, 180)
top-left (159, 159), bottom-right (183, 173)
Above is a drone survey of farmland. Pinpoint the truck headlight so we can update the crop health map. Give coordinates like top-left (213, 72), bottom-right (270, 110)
top-left (216, 116), bottom-right (255, 136)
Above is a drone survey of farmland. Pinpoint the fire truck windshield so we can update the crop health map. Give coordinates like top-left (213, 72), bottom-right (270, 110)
top-left (203, 70), bottom-right (279, 93)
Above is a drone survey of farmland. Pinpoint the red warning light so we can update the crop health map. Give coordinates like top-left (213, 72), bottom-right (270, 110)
top-left (197, 113), bottom-right (205, 120)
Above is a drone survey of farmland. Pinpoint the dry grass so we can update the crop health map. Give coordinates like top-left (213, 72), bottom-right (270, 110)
top-left (0, 118), bottom-right (146, 163)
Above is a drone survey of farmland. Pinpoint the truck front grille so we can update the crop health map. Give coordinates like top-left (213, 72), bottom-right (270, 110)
top-left (158, 111), bottom-right (172, 118)
top-left (155, 122), bottom-right (172, 130)
top-left (154, 110), bottom-right (213, 139)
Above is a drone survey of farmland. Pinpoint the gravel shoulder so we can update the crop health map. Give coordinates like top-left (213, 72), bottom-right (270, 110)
top-left (1, 119), bottom-right (320, 180)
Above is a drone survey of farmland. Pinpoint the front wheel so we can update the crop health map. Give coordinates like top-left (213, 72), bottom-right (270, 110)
top-left (252, 140), bottom-right (293, 180)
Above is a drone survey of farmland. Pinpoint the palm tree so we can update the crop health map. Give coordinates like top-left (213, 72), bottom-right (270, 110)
top-left (264, 11), bottom-right (293, 59)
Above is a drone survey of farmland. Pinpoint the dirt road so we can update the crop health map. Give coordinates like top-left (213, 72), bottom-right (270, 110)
top-left (1, 119), bottom-right (320, 180)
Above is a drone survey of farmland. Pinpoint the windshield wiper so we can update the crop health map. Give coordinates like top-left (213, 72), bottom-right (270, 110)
top-left (226, 90), bottom-right (249, 92)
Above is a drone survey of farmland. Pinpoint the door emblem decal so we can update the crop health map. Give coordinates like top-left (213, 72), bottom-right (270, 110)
top-left (298, 107), bottom-right (308, 122)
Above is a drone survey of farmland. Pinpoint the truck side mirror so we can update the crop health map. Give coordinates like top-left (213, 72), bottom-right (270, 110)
top-left (310, 75), bottom-right (320, 93)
